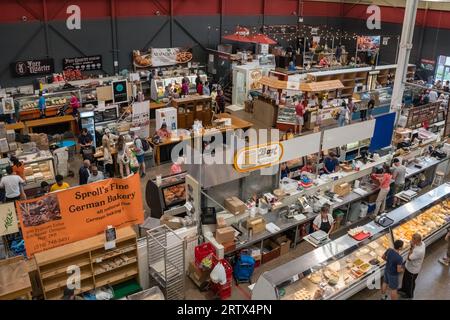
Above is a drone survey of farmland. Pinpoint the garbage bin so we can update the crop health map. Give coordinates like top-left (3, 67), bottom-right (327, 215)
top-left (359, 202), bottom-right (369, 218)
top-left (348, 201), bottom-right (362, 223)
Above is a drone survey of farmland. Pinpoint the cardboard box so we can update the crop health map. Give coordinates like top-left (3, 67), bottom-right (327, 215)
top-left (216, 216), bottom-right (227, 229)
top-left (215, 226), bottom-right (235, 244)
top-left (160, 214), bottom-right (184, 230)
top-left (273, 235), bottom-right (292, 255)
top-left (0, 138), bottom-right (9, 153)
top-left (261, 240), bottom-right (280, 264)
top-left (341, 164), bottom-right (353, 172)
top-left (246, 216), bottom-right (266, 235)
top-left (6, 130), bottom-right (15, 143)
top-left (222, 240), bottom-right (236, 254)
top-left (334, 183), bottom-right (351, 197)
top-left (224, 196), bottom-right (246, 215)
top-left (188, 262), bottom-right (210, 284)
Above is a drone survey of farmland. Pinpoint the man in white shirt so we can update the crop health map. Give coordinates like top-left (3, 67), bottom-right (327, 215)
top-left (87, 165), bottom-right (105, 183)
top-left (399, 233), bottom-right (426, 299)
top-left (0, 166), bottom-right (25, 202)
top-left (428, 89), bottom-right (438, 103)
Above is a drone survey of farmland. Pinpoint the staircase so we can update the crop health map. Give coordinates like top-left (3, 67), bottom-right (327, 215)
top-left (218, 72), bottom-right (233, 106)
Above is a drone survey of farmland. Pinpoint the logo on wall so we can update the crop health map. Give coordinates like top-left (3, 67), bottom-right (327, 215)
top-left (63, 55), bottom-right (102, 71)
top-left (366, 5), bottom-right (381, 30)
top-left (10, 59), bottom-right (55, 77)
top-left (66, 5), bottom-right (81, 30)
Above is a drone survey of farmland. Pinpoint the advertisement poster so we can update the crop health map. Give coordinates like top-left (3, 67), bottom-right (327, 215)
top-left (0, 203), bottom-right (19, 236)
top-left (312, 36), bottom-right (321, 49)
top-left (63, 55), bottom-right (102, 71)
top-left (357, 36), bottom-right (381, 52)
top-left (10, 58), bottom-right (54, 77)
top-left (112, 79), bottom-right (128, 103)
top-left (133, 48), bottom-right (193, 68)
top-left (1, 97), bottom-right (14, 115)
top-left (16, 174), bottom-right (144, 257)
top-left (132, 101), bottom-right (150, 138)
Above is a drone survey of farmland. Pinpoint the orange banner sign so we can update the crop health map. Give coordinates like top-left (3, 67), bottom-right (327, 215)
top-left (16, 174), bottom-right (144, 257)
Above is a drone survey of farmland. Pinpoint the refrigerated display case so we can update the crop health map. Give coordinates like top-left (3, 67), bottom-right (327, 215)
top-left (18, 151), bottom-right (56, 191)
top-left (252, 183), bottom-right (450, 300)
top-left (277, 106), bottom-right (296, 125)
top-left (79, 110), bottom-right (96, 146)
top-left (16, 91), bottom-right (75, 120)
top-left (145, 172), bottom-right (187, 218)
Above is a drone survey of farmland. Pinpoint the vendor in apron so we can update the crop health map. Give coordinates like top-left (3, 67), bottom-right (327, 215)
top-left (312, 204), bottom-right (335, 234)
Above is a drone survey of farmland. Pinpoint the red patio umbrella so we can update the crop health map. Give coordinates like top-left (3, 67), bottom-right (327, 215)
top-left (222, 26), bottom-right (254, 43)
top-left (248, 33), bottom-right (277, 45)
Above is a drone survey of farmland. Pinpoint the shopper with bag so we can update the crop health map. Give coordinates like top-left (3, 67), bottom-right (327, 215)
top-left (131, 132), bottom-right (148, 178)
top-left (117, 136), bottom-right (131, 178)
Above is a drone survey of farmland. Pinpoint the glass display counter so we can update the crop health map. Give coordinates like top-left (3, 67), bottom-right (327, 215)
top-left (252, 183), bottom-right (450, 300)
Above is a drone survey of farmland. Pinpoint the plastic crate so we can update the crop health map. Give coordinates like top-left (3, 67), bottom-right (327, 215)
top-left (195, 242), bottom-right (215, 264)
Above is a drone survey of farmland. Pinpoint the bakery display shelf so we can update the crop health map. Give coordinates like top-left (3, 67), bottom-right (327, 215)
top-left (39, 257), bottom-right (91, 279)
top-left (93, 256), bottom-right (137, 276)
top-left (45, 280), bottom-right (95, 300)
top-left (91, 243), bottom-right (137, 262)
top-left (252, 184), bottom-right (450, 300)
top-left (94, 264), bottom-right (138, 288)
top-left (42, 268), bottom-right (93, 292)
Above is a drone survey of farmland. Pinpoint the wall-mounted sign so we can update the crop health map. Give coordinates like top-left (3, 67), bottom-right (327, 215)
top-left (419, 58), bottom-right (435, 71)
top-left (112, 80), bottom-right (128, 104)
top-left (10, 58), bottom-right (54, 77)
top-left (133, 48), bottom-right (193, 68)
top-left (234, 142), bottom-right (284, 173)
top-left (63, 55), bottom-right (102, 71)
top-left (357, 36), bottom-right (381, 52)
top-left (1, 97), bottom-right (14, 115)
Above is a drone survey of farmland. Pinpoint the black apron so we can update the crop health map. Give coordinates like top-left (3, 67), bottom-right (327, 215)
top-left (319, 218), bottom-right (331, 234)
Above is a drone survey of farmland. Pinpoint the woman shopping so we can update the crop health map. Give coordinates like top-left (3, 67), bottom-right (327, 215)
top-left (371, 165), bottom-right (392, 218)
top-left (117, 135), bottom-right (130, 178)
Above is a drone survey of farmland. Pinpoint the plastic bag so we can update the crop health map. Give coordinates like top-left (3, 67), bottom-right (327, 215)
top-left (129, 151), bottom-right (139, 173)
top-left (210, 262), bottom-right (227, 285)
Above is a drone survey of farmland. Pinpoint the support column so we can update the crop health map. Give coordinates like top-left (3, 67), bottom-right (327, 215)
top-left (390, 0), bottom-right (419, 113)
top-left (170, 0), bottom-right (174, 47)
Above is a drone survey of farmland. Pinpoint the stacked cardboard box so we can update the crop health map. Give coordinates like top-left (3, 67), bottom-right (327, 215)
top-left (215, 226), bottom-right (235, 244)
top-left (273, 235), bottom-right (292, 255)
top-left (224, 196), bottom-right (246, 215)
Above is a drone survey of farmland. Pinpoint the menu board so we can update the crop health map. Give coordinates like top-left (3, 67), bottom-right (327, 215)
top-left (112, 80), bottom-right (128, 103)
top-left (63, 55), bottom-right (102, 71)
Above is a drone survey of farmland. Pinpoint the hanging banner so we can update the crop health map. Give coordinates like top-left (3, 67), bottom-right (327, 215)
top-left (0, 203), bottom-right (19, 236)
top-left (132, 101), bottom-right (150, 138)
top-left (16, 174), bottom-right (144, 257)
top-left (10, 58), bottom-right (54, 77)
top-left (234, 142), bottom-right (284, 173)
top-left (112, 79), bottom-right (129, 103)
top-left (62, 55), bottom-right (102, 71)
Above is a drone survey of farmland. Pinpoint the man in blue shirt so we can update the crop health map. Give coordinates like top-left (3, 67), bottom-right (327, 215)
top-left (323, 151), bottom-right (340, 174)
top-left (38, 92), bottom-right (46, 118)
top-left (381, 240), bottom-right (404, 300)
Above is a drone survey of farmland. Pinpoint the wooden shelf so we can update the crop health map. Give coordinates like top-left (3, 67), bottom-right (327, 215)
top-left (94, 264), bottom-right (138, 288)
top-left (92, 244), bottom-right (137, 262)
top-left (93, 257), bottom-right (137, 276)
top-left (43, 268), bottom-right (92, 292)
top-left (40, 257), bottom-right (91, 279)
top-left (35, 226), bottom-right (138, 299)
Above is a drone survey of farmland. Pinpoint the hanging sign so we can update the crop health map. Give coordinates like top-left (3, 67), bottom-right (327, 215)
top-left (62, 55), bottom-right (102, 71)
top-left (112, 79), bottom-right (128, 103)
top-left (1, 97), bottom-right (15, 115)
top-left (16, 174), bottom-right (144, 257)
top-left (0, 203), bottom-right (19, 236)
top-left (234, 142), bottom-right (284, 173)
top-left (132, 101), bottom-right (150, 138)
top-left (10, 58), bottom-right (54, 77)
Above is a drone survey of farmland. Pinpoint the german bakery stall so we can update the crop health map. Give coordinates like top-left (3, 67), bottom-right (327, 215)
top-left (2, 175), bottom-right (150, 300)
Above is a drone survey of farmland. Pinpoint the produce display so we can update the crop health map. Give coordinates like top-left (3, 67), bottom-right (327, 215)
top-left (280, 199), bottom-right (450, 300)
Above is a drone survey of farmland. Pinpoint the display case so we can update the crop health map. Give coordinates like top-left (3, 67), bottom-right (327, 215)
top-left (80, 88), bottom-right (98, 106)
top-left (16, 91), bottom-right (76, 120)
top-left (277, 106), bottom-right (296, 125)
top-left (150, 74), bottom-right (207, 101)
top-left (145, 172), bottom-right (187, 218)
top-left (252, 183), bottom-right (450, 300)
top-left (339, 138), bottom-right (371, 162)
top-left (17, 151), bottom-right (56, 190)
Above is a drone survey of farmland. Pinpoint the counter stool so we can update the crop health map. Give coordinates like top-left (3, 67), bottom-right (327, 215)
top-left (432, 171), bottom-right (445, 188)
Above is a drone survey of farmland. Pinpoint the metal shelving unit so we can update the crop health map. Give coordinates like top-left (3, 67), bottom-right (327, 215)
top-left (146, 225), bottom-right (185, 300)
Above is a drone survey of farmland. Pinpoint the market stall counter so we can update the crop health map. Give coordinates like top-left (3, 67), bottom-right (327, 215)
top-left (149, 113), bottom-right (253, 165)
top-left (251, 183), bottom-right (450, 300)
top-left (24, 115), bottom-right (78, 134)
